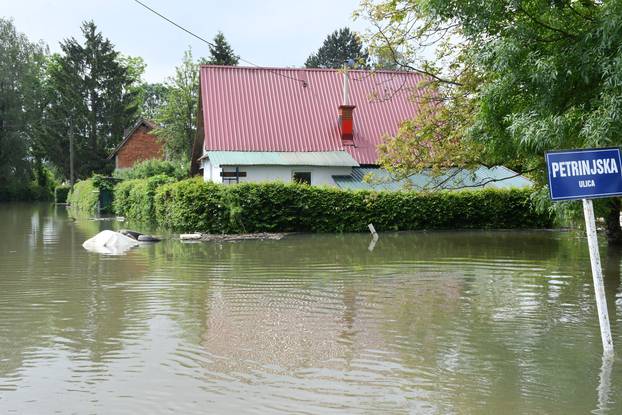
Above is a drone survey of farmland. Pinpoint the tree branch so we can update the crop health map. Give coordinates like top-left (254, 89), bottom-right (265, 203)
top-left (516, 6), bottom-right (577, 39)
top-left (375, 23), bottom-right (463, 86)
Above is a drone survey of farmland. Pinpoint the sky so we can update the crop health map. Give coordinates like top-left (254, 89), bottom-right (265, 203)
top-left (2, 0), bottom-right (370, 83)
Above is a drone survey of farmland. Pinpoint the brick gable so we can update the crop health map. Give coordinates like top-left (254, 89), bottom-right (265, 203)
top-left (115, 124), bottom-right (164, 169)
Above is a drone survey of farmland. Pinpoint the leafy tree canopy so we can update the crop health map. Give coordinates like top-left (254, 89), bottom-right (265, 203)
top-left (154, 48), bottom-right (202, 162)
top-left (138, 82), bottom-right (169, 121)
top-left (359, 0), bottom-right (622, 241)
top-left (0, 18), bottom-right (50, 197)
top-left (305, 27), bottom-right (369, 68)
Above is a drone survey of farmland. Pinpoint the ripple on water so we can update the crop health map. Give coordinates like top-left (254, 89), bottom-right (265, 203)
top-left (0, 214), bottom-right (620, 414)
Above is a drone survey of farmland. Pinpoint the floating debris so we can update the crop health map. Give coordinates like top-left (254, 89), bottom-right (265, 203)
top-left (119, 229), bottom-right (161, 243)
top-left (83, 230), bottom-right (139, 255)
top-left (199, 233), bottom-right (287, 242)
top-left (180, 233), bottom-right (202, 241)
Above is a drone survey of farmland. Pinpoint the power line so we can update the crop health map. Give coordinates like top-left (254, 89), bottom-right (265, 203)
top-left (132, 0), bottom-right (307, 86)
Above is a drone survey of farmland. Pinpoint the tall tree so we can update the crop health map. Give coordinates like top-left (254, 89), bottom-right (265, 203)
top-left (361, 0), bottom-right (622, 243)
top-left (154, 48), bottom-right (201, 161)
top-left (42, 21), bottom-right (141, 179)
top-left (206, 31), bottom-right (239, 65)
top-left (117, 55), bottom-right (169, 121)
top-left (305, 27), bottom-right (369, 68)
top-left (137, 83), bottom-right (169, 120)
top-left (0, 18), bottom-right (48, 198)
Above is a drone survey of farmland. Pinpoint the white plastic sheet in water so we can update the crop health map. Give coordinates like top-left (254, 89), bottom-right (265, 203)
top-left (82, 230), bottom-right (139, 255)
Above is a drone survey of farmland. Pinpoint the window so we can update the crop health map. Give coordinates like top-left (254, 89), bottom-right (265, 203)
top-left (292, 172), bottom-right (311, 185)
top-left (220, 168), bottom-right (247, 184)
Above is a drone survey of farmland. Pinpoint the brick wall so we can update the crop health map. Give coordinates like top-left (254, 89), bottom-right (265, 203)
top-left (116, 125), bottom-right (164, 169)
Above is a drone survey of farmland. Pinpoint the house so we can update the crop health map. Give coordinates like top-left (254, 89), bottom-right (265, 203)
top-left (191, 66), bottom-right (531, 190)
top-left (109, 118), bottom-right (164, 169)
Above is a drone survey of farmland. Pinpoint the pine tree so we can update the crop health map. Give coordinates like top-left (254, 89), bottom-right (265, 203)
top-left (42, 21), bottom-right (141, 178)
top-left (305, 28), bottom-right (369, 69)
top-left (206, 32), bottom-right (239, 66)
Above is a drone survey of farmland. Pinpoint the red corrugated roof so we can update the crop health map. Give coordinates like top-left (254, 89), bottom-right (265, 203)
top-left (200, 65), bottom-right (426, 165)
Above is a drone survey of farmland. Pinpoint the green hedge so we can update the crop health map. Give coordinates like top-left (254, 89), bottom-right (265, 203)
top-left (67, 179), bottom-right (98, 214)
top-left (113, 174), bottom-right (176, 223)
top-left (54, 185), bottom-right (71, 204)
top-left (141, 178), bottom-right (553, 233)
top-left (113, 159), bottom-right (188, 181)
top-left (67, 175), bottom-right (118, 215)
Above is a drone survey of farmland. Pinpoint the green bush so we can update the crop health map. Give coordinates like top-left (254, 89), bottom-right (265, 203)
top-left (147, 179), bottom-right (553, 233)
top-left (113, 159), bottom-right (188, 181)
top-left (0, 177), bottom-right (55, 202)
top-left (54, 185), bottom-right (71, 204)
top-left (113, 174), bottom-right (176, 223)
top-left (67, 179), bottom-right (99, 214)
top-left (67, 175), bottom-right (119, 215)
top-left (154, 178), bottom-right (229, 233)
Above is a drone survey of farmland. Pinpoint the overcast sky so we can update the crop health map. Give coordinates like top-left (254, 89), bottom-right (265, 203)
top-left (3, 0), bottom-right (369, 83)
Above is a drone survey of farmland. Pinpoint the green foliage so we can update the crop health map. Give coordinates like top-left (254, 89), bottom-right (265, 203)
top-left (113, 175), bottom-right (175, 223)
top-left (67, 179), bottom-right (99, 214)
top-left (137, 82), bottom-right (169, 120)
top-left (206, 32), bottom-right (239, 65)
top-left (41, 21), bottom-right (142, 179)
top-left (359, 0), bottom-right (622, 241)
top-left (0, 18), bottom-right (48, 199)
top-left (153, 48), bottom-right (202, 161)
top-left (146, 179), bottom-right (552, 233)
top-left (305, 27), bottom-right (369, 68)
top-left (154, 178), bottom-right (228, 233)
top-left (54, 185), bottom-right (71, 204)
top-left (68, 175), bottom-right (118, 214)
top-left (113, 159), bottom-right (188, 181)
top-left (0, 180), bottom-right (53, 202)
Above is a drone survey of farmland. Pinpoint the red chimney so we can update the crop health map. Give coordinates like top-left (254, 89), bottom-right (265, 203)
top-left (339, 104), bottom-right (356, 144)
top-left (339, 68), bottom-right (355, 145)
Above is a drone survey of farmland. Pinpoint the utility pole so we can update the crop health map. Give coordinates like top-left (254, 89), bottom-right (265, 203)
top-left (69, 129), bottom-right (75, 188)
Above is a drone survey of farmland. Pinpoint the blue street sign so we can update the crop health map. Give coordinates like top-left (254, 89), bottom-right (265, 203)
top-left (545, 147), bottom-right (622, 201)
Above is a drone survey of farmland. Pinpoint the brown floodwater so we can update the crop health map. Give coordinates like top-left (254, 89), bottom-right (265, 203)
top-left (1, 203), bottom-right (622, 414)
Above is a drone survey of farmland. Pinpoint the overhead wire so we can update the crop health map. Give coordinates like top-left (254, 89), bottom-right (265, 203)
top-left (132, 0), bottom-right (308, 87)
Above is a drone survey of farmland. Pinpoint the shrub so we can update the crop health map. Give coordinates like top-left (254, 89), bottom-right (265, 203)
top-left (113, 159), bottom-right (188, 181)
top-left (154, 178), bottom-right (228, 233)
top-left (0, 178), bottom-right (54, 202)
top-left (67, 179), bottom-right (99, 214)
top-left (147, 179), bottom-right (553, 233)
top-left (67, 175), bottom-right (118, 215)
top-left (113, 174), bottom-right (176, 223)
top-left (54, 185), bottom-right (71, 204)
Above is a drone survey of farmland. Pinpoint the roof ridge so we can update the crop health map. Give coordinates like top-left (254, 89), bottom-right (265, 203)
top-left (199, 64), bottom-right (422, 76)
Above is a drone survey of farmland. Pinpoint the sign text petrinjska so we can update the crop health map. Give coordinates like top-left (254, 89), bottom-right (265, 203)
top-left (545, 148), bottom-right (622, 201)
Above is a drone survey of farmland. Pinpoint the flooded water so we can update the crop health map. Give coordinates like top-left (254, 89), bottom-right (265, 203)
top-left (1, 203), bottom-right (622, 414)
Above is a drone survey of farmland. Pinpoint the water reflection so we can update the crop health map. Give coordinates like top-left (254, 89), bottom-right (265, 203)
top-left (0, 204), bottom-right (621, 414)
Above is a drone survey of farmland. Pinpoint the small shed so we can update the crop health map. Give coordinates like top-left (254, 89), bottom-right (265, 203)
top-left (109, 119), bottom-right (163, 169)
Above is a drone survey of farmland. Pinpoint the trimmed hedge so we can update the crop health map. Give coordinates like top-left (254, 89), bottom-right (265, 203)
top-left (140, 178), bottom-right (553, 233)
top-left (113, 174), bottom-right (176, 223)
top-left (67, 175), bottom-right (118, 214)
top-left (67, 179), bottom-right (99, 214)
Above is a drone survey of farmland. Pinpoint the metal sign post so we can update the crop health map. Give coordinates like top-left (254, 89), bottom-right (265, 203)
top-left (582, 198), bottom-right (614, 354)
top-left (546, 147), bottom-right (622, 355)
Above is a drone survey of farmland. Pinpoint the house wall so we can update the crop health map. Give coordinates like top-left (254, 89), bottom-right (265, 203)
top-left (116, 125), bottom-right (164, 169)
top-left (202, 159), bottom-right (223, 183)
top-left (200, 159), bottom-right (351, 186)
